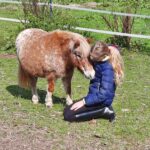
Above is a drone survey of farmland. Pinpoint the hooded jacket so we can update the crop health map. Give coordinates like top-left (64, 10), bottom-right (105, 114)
top-left (84, 60), bottom-right (116, 107)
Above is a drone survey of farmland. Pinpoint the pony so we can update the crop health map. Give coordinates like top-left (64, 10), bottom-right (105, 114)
top-left (16, 28), bottom-right (95, 107)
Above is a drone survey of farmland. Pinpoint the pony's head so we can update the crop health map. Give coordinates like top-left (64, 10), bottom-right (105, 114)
top-left (68, 34), bottom-right (95, 80)
top-left (90, 41), bottom-right (124, 85)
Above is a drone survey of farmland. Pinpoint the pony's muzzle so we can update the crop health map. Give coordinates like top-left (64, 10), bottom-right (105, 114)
top-left (83, 69), bottom-right (95, 80)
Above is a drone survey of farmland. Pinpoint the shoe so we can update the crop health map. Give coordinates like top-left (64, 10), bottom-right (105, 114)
top-left (102, 106), bottom-right (116, 122)
top-left (109, 113), bottom-right (115, 122)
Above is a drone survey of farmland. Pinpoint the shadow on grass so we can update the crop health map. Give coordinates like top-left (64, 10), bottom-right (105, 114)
top-left (6, 85), bottom-right (66, 105)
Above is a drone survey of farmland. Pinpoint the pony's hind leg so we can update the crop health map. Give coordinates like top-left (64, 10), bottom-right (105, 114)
top-left (31, 77), bottom-right (39, 104)
top-left (45, 79), bottom-right (55, 108)
top-left (62, 70), bottom-right (74, 105)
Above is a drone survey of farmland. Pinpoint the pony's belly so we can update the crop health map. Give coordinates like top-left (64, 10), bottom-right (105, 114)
top-left (44, 54), bottom-right (67, 78)
top-left (55, 71), bottom-right (66, 78)
top-left (21, 62), bottom-right (44, 77)
top-left (19, 50), bottom-right (69, 79)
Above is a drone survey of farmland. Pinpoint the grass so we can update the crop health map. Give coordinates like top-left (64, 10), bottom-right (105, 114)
top-left (0, 51), bottom-right (150, 149)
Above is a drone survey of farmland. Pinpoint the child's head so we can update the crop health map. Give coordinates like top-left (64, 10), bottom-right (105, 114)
top-left (90, 41), bottom-right (110, 62)
top-left (90, 41), bottom-right (124, 86)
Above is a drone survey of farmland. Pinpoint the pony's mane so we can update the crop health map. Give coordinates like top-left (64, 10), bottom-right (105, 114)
top-left (71, 32), bottom-right (91, 57)
top-left (108, 46), bottom-right (124, 86)
top-left (50, 30), bottom-right (91, 57)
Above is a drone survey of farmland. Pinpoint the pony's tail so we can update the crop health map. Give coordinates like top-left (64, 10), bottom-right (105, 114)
top-left (109, 46), bottom-right (124, 86)
top-left (18, 63), bottom-right (31, 88)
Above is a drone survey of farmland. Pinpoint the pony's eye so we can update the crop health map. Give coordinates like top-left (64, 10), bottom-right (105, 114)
top-left (76, 54), bottom-right (82, 59)
top-left (74, 51), bottom-right (82, 59)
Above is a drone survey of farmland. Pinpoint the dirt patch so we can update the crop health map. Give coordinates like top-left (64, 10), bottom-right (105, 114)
top-left (0, 121), bottom-right (57, 150)
top-left (0, 120), bottom-right (150, 150)
top-left (0, 121), bottom-right (103, 150)
top-left (0, 54), bottom-right (17, 59)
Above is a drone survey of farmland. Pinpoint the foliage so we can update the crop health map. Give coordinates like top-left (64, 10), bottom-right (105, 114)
top-left (1, 35), bottom-right (15, 52)
top-left (0, 21), bottom-right (24, 53)
top-left (21, 0), bottom-right (79, 32)
top-left (99, 0), bottom-right (150, 48)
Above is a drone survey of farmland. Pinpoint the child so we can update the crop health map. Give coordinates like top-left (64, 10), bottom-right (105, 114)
top-left (64, 41), bottom-right (124, 122)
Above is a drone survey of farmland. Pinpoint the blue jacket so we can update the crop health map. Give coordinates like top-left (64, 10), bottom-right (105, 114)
top-left (84, 60), bottom-right (116, 107)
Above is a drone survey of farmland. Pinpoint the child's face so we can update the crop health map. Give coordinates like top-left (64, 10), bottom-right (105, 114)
top-left (90, 42), bottom-right (110, 62)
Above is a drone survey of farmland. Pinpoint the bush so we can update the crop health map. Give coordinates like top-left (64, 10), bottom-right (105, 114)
top-left (100, 0), bottom-right (150, 49)
top-left (0, 25), bottom-right (24, 54)
top-left (21, 0), bottom-right (79, 32)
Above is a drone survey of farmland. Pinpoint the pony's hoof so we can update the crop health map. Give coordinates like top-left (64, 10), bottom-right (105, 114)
top-left (32, 96), bottom-right (39, 104)
top-left (45, 102), bottom-right (53, 108)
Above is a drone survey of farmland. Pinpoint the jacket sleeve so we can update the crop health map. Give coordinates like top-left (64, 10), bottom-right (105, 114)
top-left (84, 67), bottom-right (115, 106)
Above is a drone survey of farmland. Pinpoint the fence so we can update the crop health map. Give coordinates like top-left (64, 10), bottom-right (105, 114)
top-left (0, 0), bottom-right (150, 39)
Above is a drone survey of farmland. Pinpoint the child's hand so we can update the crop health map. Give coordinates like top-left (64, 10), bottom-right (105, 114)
top-left (70, 99), bottom-right (85, 111)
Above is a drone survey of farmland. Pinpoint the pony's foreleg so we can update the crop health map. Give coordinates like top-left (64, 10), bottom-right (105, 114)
top-left (45, 79), bottom-right (55, 108)
top-left (31, 77), bottom-right (39, 104)
top-left (62, 70), bottom-right (74, 105)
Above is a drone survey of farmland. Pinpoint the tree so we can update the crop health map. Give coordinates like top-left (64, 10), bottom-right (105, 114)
top-left (100, 0), bottom-right (149, 48)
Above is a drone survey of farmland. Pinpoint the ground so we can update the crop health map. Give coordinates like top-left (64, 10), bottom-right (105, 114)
top-left (0, 51), bottom-right (150, 149)
top-left (0, 121), bottom-right (150, 150)
top-left (0, 122), bottom-right (150, 150)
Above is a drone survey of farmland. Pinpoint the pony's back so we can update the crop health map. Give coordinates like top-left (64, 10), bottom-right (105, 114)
top-left (16, 28), bottom-right (47, 58)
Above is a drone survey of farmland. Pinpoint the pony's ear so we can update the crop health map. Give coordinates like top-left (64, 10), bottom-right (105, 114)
top-left (69, 40), bottom-right (80, 52)
top-left (74, 40), bottom-right (80, 49)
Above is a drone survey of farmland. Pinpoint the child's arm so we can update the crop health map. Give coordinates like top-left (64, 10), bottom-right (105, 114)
top-left (71, 66), bottom-right (115, 111)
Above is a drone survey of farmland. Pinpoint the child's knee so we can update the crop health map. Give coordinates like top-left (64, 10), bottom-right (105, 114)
top-left (63, 107), bottom-right (75, 122)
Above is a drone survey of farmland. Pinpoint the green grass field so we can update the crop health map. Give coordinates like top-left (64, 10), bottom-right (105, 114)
top-left (0, 51), bottom-right (150, 149)
top-left (0, 1), bottom-right (150, 149)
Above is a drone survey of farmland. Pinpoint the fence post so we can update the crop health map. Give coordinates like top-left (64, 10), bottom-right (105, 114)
top-left (49, 0), bottom-right (53, 17)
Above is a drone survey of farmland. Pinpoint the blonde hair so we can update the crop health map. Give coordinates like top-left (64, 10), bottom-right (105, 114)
top-left (108, 46), bottom-right (124, 86)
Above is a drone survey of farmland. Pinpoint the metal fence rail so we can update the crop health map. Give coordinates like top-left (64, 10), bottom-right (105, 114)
top-left (0, 0), bottom-right (150, 19)
top-left (0, 0), bottom-right (150, 39)
top-left (1, 17), bottom-right (150, 39)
